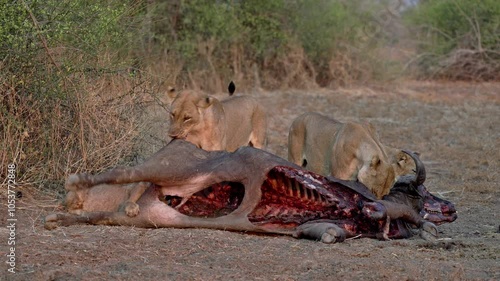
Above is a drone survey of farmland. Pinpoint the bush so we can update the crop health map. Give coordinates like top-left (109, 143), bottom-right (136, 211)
top-left (290, 0), bottom-right (389, 86)
top-left (137, 0), bottom-right (392, 89)
top-left (0, 1), bottom-right (148, 189)
top-left (139, 0), bottom-right (293, 91)
top-left (405, 0), bottom-right (500, 80)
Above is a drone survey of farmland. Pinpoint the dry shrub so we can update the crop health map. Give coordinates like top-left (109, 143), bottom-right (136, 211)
top-left (322, 46), bottom-right (377, 88)
top-left (0, 74), bottom-right (152, 191)
top-left (405, 0), bottom-right (500, 81)
top-left (262, 44), bottom-right (318, 90)
top-left (173, 41), bottom-right (384, 92)
top-left (434, 49), bottom-right (500, 81)
top-left (194, 37), bottom-right (225, 92)
top-left (143, 53), bottom-right (184, 97)
top-left (156, 42), bottom-right (320, 93)
top-left (69, 75), bottom-right (145, 168)
top-left (328, 51), bottom-right (358, 87)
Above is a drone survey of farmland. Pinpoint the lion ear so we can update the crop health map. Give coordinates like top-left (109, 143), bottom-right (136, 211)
top-left (396, 150), bottom-right (420, 167)
top-left (396, 150), bottom-right (409, 166)
top-left (228, 81), bottom-right (236, 96)
top-left (167, 86), bottom-right (176, 93)
top-left (159, 86), bottom-right (177, 105)
top-left (369, 155), bottom-right (382, 176)
top-left (164, 86), bottom-right (177, 102)
top-left (196, 96), bottom-right (215, 108)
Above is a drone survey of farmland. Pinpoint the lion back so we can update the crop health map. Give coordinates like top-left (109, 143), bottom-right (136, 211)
top-left (221, 95), bottom-right (267, 152)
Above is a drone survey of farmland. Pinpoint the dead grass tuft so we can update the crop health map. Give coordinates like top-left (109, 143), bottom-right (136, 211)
top-left (421, 50), bottom-right (500, 81)
top-left (1, 73), bottom-right (159, 192)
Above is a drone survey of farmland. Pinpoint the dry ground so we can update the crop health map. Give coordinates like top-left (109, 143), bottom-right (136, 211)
top-left (1, 81), bottom-right (499, 280)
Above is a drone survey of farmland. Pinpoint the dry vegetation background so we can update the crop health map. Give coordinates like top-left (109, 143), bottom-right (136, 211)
top-left (0, 0), bottom-right (499, 280)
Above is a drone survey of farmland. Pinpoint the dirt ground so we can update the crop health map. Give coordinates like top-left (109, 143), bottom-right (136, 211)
top-left (1, 81), bottom-right (499, 280)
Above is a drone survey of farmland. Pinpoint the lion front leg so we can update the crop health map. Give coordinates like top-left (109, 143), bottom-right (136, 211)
top-left (44, 211), bottom-right (148, 230)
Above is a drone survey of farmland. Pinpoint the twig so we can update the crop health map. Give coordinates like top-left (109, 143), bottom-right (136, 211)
top-left (452, 0), bottom-right (483, 52)
top-left (21, 0), bottom-right (60, 70)
top-left (437, 238), bottom-right (452, 241)
top-left (346, 234), bottom-right (362, 240)
top-left (436, 191), bottom-right (454, 198)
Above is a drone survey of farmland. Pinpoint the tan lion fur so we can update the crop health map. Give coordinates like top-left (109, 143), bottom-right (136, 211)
top-left (288, 112), bottom-right (414, 199)
top-left (167, 87), bottom-right (267, 152)
top-left (64, 181), bottom-right (149, 217)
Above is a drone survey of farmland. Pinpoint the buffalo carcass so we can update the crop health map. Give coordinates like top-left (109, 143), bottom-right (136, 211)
top-left (45, 140), bottom-right (457, 243)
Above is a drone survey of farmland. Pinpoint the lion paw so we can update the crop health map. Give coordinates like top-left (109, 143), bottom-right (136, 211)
top-left (120, 201), bottom-right (140, 217)
top-left (65, 173), bottom-right (91, 191)
top-left (420, 221), bottom-right (438, 241)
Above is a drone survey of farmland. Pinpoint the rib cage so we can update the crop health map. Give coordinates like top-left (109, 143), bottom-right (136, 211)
top-left (248, 166), bottom-right (363, 228)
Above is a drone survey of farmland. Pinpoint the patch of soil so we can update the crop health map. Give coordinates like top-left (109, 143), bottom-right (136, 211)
top-left (2, 81), bottom-right (499, 280)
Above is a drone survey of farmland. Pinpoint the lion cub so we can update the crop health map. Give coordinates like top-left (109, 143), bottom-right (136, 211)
top-left (167, 82), bottom-right (267, 152)
top-left (288, 112), bottom-right (414, 199)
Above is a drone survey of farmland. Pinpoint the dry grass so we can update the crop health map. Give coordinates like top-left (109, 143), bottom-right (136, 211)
top-left (417, 50), bottom-right (500, 81)
top-left (142, 39), bottom-right (385, 95)
top-left (0, 73), bottom-right (161, 192)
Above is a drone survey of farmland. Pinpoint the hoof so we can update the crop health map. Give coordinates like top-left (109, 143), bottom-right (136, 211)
top-left (420, 221), bottom-right (438, 241)
top-left (321, 226), bottom-right (346, 244)
top-left (376, 232), bottom-right (390, 241)
top-left (295, 222), bottom-right (346, 244)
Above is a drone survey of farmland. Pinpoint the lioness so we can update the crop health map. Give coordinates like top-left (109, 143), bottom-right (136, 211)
top-left (167, 82), bottom-right (267, 152)
top-left (288, 112), bottom-right (415, 199)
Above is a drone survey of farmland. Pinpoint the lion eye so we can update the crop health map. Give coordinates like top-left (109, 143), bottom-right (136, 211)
top-left (170, 112), bottom-right (176, 119)
top-left (183, 116), bottom-right (191, 122)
